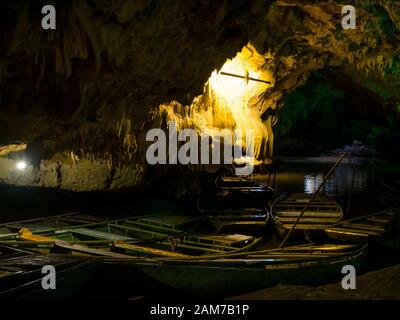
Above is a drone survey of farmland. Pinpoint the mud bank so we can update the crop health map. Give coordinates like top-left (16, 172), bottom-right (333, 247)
top-left (230, 264), bottom-right (400, 300)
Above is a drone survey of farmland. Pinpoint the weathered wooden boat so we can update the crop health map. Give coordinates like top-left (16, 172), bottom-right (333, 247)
top-left (105, 243), bottom-right (368, 298)
top-left (325, 210), bottom-right (395, 243)
top-left (0, 211), bottom-right (106, 238)
top-left (197, 175), bottom-right (273, 235)
top-left (0, 215), bottom-right (262, 258)
top-left (0, 244), bottom-right (32, 260)
top-left (0, 247), bottom-right (100, 299)
top-left (198, 206), bottom-right (270, 236)
top-left (271, 193), bottom-right (343, 237)
top-left (198, 175), bottom-right (274, 211)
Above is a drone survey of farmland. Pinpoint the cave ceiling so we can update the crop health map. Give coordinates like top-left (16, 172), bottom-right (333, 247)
top-left (0, 0), bottom-right (399, 191)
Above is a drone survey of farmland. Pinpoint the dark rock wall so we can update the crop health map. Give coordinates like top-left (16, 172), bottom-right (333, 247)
top-left (0, 0), bottom-right (399, 191)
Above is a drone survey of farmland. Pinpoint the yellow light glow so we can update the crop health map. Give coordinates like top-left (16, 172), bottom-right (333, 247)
top-left (205, 45), bottom-right (274, 159)
top-left (157, 44), bottom-right (275, 163)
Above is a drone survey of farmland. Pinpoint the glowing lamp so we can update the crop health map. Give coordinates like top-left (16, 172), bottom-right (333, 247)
top-left (16, 161), bottom-right (27, 170)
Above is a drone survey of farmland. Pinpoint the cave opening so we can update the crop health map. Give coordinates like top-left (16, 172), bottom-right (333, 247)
top-left (275, 67), bottom-right (400, 160)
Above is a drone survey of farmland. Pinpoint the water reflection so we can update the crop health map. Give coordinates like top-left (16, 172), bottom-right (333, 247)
top-left (303, 166), bottom-right (369, 196)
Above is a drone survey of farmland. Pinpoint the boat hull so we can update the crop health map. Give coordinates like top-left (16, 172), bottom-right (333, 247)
top-left (131, 245), bottom-right (367, 298)
top-left (0, 256), bottom-right (100, 300)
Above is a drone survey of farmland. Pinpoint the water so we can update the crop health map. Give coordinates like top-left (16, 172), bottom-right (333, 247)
top-left (255, 158), bottom-right (387, 219)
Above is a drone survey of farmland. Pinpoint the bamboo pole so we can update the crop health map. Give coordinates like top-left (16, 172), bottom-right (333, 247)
top-left (278, 152), bottom-right (348, 249)
top-left (220, 71), bottom-right (271, 84)
top-left (346, 164), bottom-right (356, 215)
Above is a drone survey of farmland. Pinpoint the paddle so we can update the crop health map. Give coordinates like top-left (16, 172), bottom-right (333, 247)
top-left (278, 152), bottom-right (348, 249)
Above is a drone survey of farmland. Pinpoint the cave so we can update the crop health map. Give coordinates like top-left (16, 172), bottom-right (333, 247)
top-left (0, 0), bottom-right (400, 303)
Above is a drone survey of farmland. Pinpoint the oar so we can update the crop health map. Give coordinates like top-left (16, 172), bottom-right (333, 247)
top-left (278, 152), bottom-right (348, 249)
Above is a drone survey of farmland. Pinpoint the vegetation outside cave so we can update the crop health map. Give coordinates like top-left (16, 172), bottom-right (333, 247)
top-left (274, 71), bottom-right (400, 162)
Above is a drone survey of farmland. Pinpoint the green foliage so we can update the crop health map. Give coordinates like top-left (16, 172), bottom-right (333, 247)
top-left (363, 79), bottom-right (392, 101)
top-left (275, 71), bottom-right (399, 156)
top-left (361, 2), bottom-right (398, 41)
top-left (385, 56), bottom-right (400, 77)
top-left (276, 73), bottom-right (345, 146)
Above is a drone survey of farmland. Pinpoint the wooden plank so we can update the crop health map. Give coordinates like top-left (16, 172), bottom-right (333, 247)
top-left (137, 215), bottom-right (199, 229)
top-left (71, 228), bottom-right (133, 241)
top-left (277, 201), bottom-right (337, 205)
top-left (113, 242), bottom-right (189, 258)
top-left (366, 217), bottom-right (392, 224)
top-left (276, 211), bottom-right (341, 218)
top-left (325, 227), bottom-right (379, 236)
top-left (276, 202), bottom-right (338, 206)
top-left (341, 222), bottom-right (385, 232)
top-left (278, 217), bottom-right (340, 223)
top-left (192, 234), bottom-right (253, 245)
top-left (246, 253), bottom-right (333, 259)
top-left (220, 221), bottom-right (266, 226)
top-left (281, 223), bottom-right (335, 230)
top-left (54, 241), bottom-right (131, 258)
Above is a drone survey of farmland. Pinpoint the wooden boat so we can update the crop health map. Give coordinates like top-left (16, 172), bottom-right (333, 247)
top-left (0, 211), bottom-right (106, 238)
top-left (0, 247), bottom-right (100, 299)
top-left (105, 243), bottom-right (368, 298)
top-left (199, 206), bottom-right (270, 236)
top-left (271, 193), bottom-right (343, 236)
top-left (197, 175), bottom-right (273, 235)
top-left (0, 245), bottom-right (32, 260)
top-left (198, 175), bottom-right (274, 211)
top-left (0, 215), bottom-right (262, 258)
top-left (325, 210), bottom-right (396, 243)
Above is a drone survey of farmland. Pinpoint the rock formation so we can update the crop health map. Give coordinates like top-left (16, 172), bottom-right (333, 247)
top-left (0, 0), bottom-right (399, 191)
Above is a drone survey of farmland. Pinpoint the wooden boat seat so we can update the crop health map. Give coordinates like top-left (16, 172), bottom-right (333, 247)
top-left (341, 223), bottom-right (385, 232)
top-left (366, 217), bottom-right (393, 224)
top-left (191, 234), bottom-right (254, 246)
top-left (219, 221), bottom-right (266, 226)
top-left (275, 211), bottom-right (341, 217)
top-left (136, 215), bottom-right (199, 230)
top-left (54, 241), bottom-right (132, 258)
top-left (70, 228), bottom-right (133, 241)
top-left (277, 201), bottom-right (336, 208)
top-left (277, 217), bottom-right (340, 223)
top-left (113, 242), bottom-right (189, 258)
top-left (324, 227), bottom-right (379, 236)
top-left (281, 223), bottom-right (336, 230)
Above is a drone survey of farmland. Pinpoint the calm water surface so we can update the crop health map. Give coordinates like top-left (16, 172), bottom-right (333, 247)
top-left (255, 159), bottom-right (389, 219)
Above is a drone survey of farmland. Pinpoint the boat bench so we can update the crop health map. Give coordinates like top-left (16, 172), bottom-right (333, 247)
top-left (70, 228), bottom-right (133, 241)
